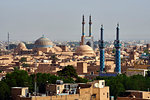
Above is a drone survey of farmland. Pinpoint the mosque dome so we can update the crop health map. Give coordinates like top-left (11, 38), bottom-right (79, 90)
top-left (17, 42), bottom-right (27, 50)
top-left (75, 45), bottom-right (95, 56)
top-left (34, 37), bottom-right (53, 48)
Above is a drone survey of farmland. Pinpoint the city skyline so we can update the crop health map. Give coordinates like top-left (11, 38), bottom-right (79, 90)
top-left (0, 0), bottom-right (150, 41)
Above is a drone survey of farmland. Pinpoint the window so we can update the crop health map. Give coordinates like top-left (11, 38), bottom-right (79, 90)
top-left (91, 72), bottom-right (94, 75)
top-left (107, 92), bottom-right (109, 98)
top-left (57, 86), bottom-right (60, 90)
top-left (64, 85), bottom-right (67, 88)
top-left (92, 94), bottom-right (96, 98)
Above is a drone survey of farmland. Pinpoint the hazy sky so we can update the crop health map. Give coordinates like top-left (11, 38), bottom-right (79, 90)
top-left (0, 0), bottom-right (150, 41)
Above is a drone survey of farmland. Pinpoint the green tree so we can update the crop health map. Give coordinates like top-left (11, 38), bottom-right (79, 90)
top-left (57, 65), bottom-right (78, 78)
top-left (0, 81), bottom-right (10, 100)
top-left (19, 57), bottom-right (27, 62)
top-left (22, 63), bottom-right (30, 67)
top-left (30, 73), bottom-right (62, 93)
top-left (4, 70), bottom-right (31, 88)
top-left (75, 77), bottom-right (88, 83)
top-left (13, 66), bottom-right (19, 70)
top-left (146, 70), bottom-right (150, 77)
top-left (144, 49), bottom-right (149, 54)
top-left (95, 74), bottom-right (150, 99)
top-left (62, 77), bottom-right (75, 83)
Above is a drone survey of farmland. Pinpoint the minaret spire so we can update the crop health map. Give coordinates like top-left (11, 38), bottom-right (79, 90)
top-left (82, 15), bottom-right (85, 36)
top-left (114, 23), bottom-right (121, 74)
top-left (116, 23), bottom-right (119, 40)
top-left (99, 24), bottom-right (105, 75)
top-left (89, 15), bottom-right (92, 36)
top-left (100, 24), bottom-right (103, 41)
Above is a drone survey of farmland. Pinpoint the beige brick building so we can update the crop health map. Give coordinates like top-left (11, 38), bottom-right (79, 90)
top-left (11, 80), bottom-right (110, 100)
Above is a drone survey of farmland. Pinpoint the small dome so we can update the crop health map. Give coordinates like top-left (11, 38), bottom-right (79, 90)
top-left (34, 37), bottom-right (53, 48)
top-left (75, 45), bottom-right (95, 56)
top-left (17, 42), bottom-right (27, 50)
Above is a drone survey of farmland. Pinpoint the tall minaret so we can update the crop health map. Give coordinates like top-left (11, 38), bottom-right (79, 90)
top-left (89, 15), bottom-right (92, 37)
top-left (81, 15), bottom-right (85, 45)
top-left (99, 25), bottom-right (105, 75)
top-left (114, 24), bottom-right (121, 74)
top-left (82, 15), bottom-right (85, 36)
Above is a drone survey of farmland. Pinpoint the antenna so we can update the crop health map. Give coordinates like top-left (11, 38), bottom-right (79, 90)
top-left (8, 32), bottom-right (10, 50)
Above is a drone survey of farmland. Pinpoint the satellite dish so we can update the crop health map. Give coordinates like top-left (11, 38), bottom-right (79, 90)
top-left (94, 83), bottom-right (99, 88)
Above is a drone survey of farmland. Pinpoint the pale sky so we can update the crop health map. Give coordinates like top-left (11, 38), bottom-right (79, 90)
top-left (0, 0), bottom-right (150, 41)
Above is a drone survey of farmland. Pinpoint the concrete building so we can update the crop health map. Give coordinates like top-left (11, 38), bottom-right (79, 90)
top-left (11, 80), bottom-right (110, 100)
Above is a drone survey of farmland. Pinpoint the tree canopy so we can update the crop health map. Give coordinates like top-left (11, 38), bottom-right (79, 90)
top-left (2, 66), bottom-right (150, 99)
top-left (57, 65), bottom-right (78, 78)
top-left (95, 74), bottom-right (150, 99)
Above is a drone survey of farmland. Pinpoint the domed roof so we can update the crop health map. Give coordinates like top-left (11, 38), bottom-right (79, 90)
top-left (34, 37), bottom-right (53, 48)
top-left (75, 45), bottom-right (95, 56)
top-left (17, 42), bottom-right (27, 50)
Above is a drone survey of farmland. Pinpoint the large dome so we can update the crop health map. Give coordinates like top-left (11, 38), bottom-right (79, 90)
top-left (34, 37), bottom-right (53, 48)
top-left (75, 45), bottom-right (95, 56)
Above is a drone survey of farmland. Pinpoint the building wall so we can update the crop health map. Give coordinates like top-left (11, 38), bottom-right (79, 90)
top-left (56, 84), bottom-right (65, 94)
top-left (142, 92), bottom-right (150, 99)
top-left (105, 60), bottom-right (115, 72)
top-left (59, 62), bottom-right (77, 67)
top-left (46, 85), bottom-right (56, 95)
top-left (0, 56), bottom-right (13, 65)
top-left (11, 88), bottom-right (22, 100)
top-left (117, 97), bottom-right (149, 100)
top-left (13, 80), bottom-right (110, 100)
top-left (93, 87), bottom-right (109, 100)
top-left (77, 62), bottom-right (87, 74)
top-left (18, 86), bottom-right (109, 100)
top-left (126, 69), bottom-right (145, 76)
top-left (34, 47), bottom-right (50, 53)
top-left (117, 91), bottom-right (150, 100)
top-left (79, 87), bottom-right (92, 95)
top-left (11, 87), bottom-right (28, 100)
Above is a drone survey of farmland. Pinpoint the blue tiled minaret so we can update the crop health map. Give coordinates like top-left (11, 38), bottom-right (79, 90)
top-left (114, 24), bottom-right (121, 74)
top-left (99, 25), bottom-right (105, 75)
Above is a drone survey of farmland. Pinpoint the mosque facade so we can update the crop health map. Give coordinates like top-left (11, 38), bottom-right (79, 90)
top-left (80, 15), bottom-right (94, 49)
